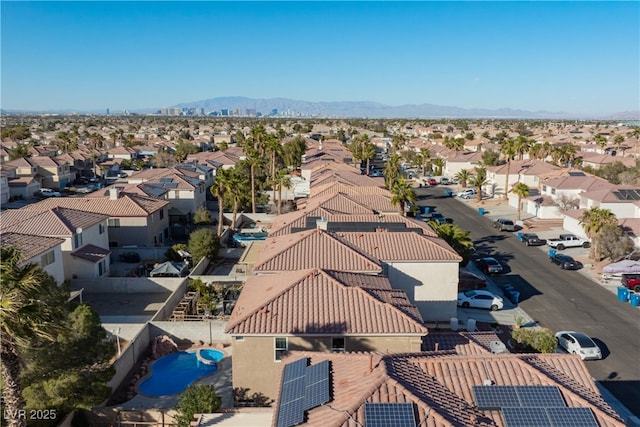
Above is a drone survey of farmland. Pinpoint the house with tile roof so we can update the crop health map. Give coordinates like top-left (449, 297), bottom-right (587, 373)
top-left (1, 232), bottom-right (66, 284)
top-left (25, 155), bottom-right (73, 190)
top-left (186, 147), bottom-right (245, 173)
top-left (225, 269), bottom-right (428, 399)
top-left (272, 350), bottom-right (625, 427)
top-left (0, 206), bottom-right (111, 280)
top-left (252, 228), bottom-right (462, 321)
top-left (19, 187), bottom-right (170, 248)
top-left (579, 152), bottom-right (637, 170)
top-left (442, 151), bottom-right (484, 179)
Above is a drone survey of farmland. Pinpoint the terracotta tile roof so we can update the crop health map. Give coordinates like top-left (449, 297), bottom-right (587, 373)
top-left (310, 181), bottom-right (392, 199)
top-left (252, 229), bottom-right (382, 274)
top-left (70, 244), bottom-right (111, 263)
top-left (488, 159), bottom-right (561, 175)
top-left (580, 186), bottom-right (640, 203)
top-left (274, 351), bottom-right (625, 427)
top-left (337, 231), bottom-right (462, 262)
top-left (21, 192), bottom-right (169, 217)
top-left (311, 169), bottom-right (385, 188)
top-left (423, 331), bottom-right (504, 355)
top-left (301, 158), bottom-right (357, 172)
top-left (225, 269), bottom-right (426, 335)
top-left (269, 211), bottom-right (438, 238)
top-left (544, 175), bottom-right (616, 192)
top-left (0, 207), bottom-right (107, 236)
top-left (0, 232), bottom-right (64, 261)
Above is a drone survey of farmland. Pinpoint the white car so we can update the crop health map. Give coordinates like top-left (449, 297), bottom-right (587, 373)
top-left (456, 189), bottom-right (476, 198)
top-left (457, 290), bottom-right (504, 311)
top-left (38, 188), bottom-right (61, 197)
top-left (555, 331), bottom-right (602, 360)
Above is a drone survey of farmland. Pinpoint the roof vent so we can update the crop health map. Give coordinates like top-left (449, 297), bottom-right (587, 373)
top-left (483, 379), bottom-right (494, 386)
top-left (316, 218), bottom-right (328, 231)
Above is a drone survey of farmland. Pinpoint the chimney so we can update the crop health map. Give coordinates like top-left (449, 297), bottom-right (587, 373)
top-left (316, 217), bottom-right (328, 231)
top-left (109, 186), bottom-right (122, 200)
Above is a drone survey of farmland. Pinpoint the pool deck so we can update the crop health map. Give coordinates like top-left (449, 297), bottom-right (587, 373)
top-left (113, 347), bottom-right (234, 410)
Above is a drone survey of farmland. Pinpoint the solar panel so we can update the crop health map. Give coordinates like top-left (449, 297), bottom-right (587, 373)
top-left (283, 358), bottom-right (307, 383)
top-left (364, 403), bottom-right (416, 427)
top-left (502, 407), bottom-right (552, 427)
top-left (276, 358), bottom-right (307, 427)
top-left (516, 386), bottom-right (565, 407)
top-left (305, 360), bottom-right (330, 410)
top-left (546, 407), bottom-right (598, 427)
top-left (276, 396), bottom-right (304, 427)
top-left (473, 386), bottom-right (519, 409)
top-left (473, 386), bottom-right (565, 410)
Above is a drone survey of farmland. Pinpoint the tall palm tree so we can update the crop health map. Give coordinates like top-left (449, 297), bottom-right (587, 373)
top-left (513, 135), bottom-right (531, 160)
top-left (362, 142), bottom-right (377, 175)
top-left (428, 222), bottom-right (474, 265)
top-left (384, 154), bottom-right (401, 189)
top-left (512, 182), bottom-right (530, 221)
top-left (1, 247), bottom-right (66, 427)
top-left (265, 134), bottom-right (283, 203)
top-left (226, 168), bottom-right (249, 230)
top-left (390, 178), bottom-right (416, 215)
top-left (579, 207), bottom-right (618, 259)
top-left (455, 169), bottom-right (471, 188)
top-left (500, 138), bottom-right (517, 200)
top-left (274, 169), bottom-right (292, 214)
top-left (470, 166), bottom-right (488, 202)
top-left (418, 147), bottom-right (431, 176)
top-left (210, 169), bottom-right (230, 236)
top-left (432, 157), bottom-right (445, 176)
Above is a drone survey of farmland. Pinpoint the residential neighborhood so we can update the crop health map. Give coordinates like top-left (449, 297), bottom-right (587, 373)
top-left (1, 115), bottom-right (639, 427)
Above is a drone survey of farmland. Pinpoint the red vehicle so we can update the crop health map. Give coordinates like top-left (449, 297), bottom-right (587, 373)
top-left (621, 274), bottom-right (640, 292)
top-left (428, 178), bottom-right (438, 186)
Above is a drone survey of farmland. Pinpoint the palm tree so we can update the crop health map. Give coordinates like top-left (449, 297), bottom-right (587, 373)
top-left (390, 178), bottom-right (416, 215)
top-left (513, 135), bottom-right (531, 160)
top-left (384, 154), bottom-right (402, 189)
top-left (226, 168), bottom-right (249, 230)
top-left (470, 166), bottom-right (488, 202)
top-left (362, 142), bottom-right (377, 175)
top-left (500, 138), bottom-right (517, 200)
top-left (580, 207), bottom-right (618, 259)
top-left (210, 169), bottom-right (230, 236)
top-left (428, 222), bottom-right (474, 265)
top-left (1, 247), bottom-right (66, 427)
top-left (274, 169), bottom-right (292, 214)
top-left (455, 169), bottom-right (471, 188)
top-left (512, 182), bottom-right (530, 221)
top-left (432, 157), bottom-right (445, 176)
top-left (418, 147), bottom-right (431, 176)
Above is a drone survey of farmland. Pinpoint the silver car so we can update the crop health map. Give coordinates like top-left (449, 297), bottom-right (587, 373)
top-left (555, 331), bottom-right (602, 360)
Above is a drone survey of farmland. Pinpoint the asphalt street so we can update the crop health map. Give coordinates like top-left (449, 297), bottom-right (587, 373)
top-left (414, 185), bottom-right (640, 420)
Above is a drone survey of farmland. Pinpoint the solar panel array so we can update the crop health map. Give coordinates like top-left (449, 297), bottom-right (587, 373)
top-left (276, 358), bottom-right (331, 427)
top-left (613, 189), bottom-right (640, 201)
top-left (473, 385), bottom-right (566, 410)
top-left (364, 403), bottom-right (417, 427)
top-left (473, 385), bottom-right (599, 427)
top-left (502, 407), bottom-right (598, 427)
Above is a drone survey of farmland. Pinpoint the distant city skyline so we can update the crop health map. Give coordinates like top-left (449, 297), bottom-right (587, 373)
top-left (1, 1), bottom-right (638, 116)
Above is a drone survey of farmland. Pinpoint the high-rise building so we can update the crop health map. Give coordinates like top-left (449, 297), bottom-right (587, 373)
top-left (221, 109), bottom-right (229, 116)
top-left (271, 108), bottom-right (278, 116)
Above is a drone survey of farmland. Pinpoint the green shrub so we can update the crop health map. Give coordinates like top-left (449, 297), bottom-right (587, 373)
top-left (174, 385), bottom-right (221, 427)
top-left (511, 327), bottom-right (557, 354)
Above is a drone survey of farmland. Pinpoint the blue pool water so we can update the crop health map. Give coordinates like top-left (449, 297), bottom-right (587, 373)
top-left (138, 349), bottom-right (224, 396)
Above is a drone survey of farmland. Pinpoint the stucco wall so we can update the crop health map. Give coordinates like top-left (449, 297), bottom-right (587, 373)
top-left (70, 277), bottom-right (185, 294)
top-left (387, 261), bottom-right (458, 321)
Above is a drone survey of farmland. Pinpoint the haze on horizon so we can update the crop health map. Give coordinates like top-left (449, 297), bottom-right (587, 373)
top-left (1, 1), bottom-right (638, 116)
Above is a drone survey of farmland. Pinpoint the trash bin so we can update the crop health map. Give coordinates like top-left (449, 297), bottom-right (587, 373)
top-left (508, 291), bottom-right (520, 304)
top-left (548, 249), bottom-right (557, 258)
top-left (517, 232), bottom-right (523, 241)
top-left (617, 287), bottom-right (630, 302)
top-left (445, 189), bottom-right (453, 197)
top-left (478, 208), bottom-right (485, 215)
top-left (630, 294), bottom-right (640, 307)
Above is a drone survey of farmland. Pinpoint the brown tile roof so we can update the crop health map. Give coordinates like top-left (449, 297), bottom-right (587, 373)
top-left (311, 181), bottom-right (392, 199)
top-left (275, 351), bottom-right (625, 427)
top-left (253, 229), bottom-right (382, 274)
top-left (544, 175), bottom-right (616, 192)
top-left (311, 169), bottom-right (385, 188)
top-left (0, 232), bottom-right (64, 261)
top-left (21, 192), bottom-right (169, 217)
top-left (580, 186), bottom-right (640, 203)
top-left (225, 269), bottom-right (426, 335)
top-left (70, 244), bottom-right (111, 263)
top-left (0, 207), bottom-right (107, 236)
top-left (422, 331), bottom-right (503, 355)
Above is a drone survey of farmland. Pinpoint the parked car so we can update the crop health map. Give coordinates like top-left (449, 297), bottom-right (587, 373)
top-left (621, 273), bottom-right (640, 292)
top-left (457, 290), bottom-right (504, 311)
top-left (459, 270), bottom-right (487, 292)
top-left (555, 331), bottom-right (602, 360)
top-left (457, 188), bottom-right (476, 198)
top-left (440, 177), bottom-right (451, 185)
top-left (521, 233), bottom-right (545, 246)
top-left (427, 178), bottom-right (438, 186)
top-left (550, 253), bottom-right (582, 270)
top-left (423, 211), bottom-right (449, 225)
top-left (493, 218), bottom-right (515, 231)
top-left (475, 257), bottom-right (504, 275)
top-left (38, 188), bottom-right (61, 198)
top-left (547, 234), bottom-right (590, 250)
top-left (119, 252), bottom-right (141, 263)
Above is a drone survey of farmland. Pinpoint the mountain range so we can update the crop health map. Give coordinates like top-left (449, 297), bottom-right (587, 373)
top-left (167, 96), bottom-right (639, 120)
top-left (3, 97), bottom-right (639, 120)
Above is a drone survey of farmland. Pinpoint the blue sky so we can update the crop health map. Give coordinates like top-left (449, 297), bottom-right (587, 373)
top-left (1, 1), bottom-right (638, 115)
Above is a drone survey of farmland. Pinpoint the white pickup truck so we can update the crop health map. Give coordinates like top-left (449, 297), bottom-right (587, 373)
top-left (546, 234), bottom-right (590, 250)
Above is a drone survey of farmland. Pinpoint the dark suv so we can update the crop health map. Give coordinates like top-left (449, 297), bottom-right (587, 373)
top-left (521, 233), bottom-right (545, 246)
top-left (494, 218), bottom-right (515, 231)
top-left (475, 257), bottom-right (504, 275)
top-left (621, 274), bottom-right (640, 292)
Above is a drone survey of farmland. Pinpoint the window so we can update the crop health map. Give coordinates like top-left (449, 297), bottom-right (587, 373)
top-left (551, 188), bottom-right (556, 195)
top-left (108, 218), bottom-right (120, 228)
top-left (542, 185), bottom-right (547, 192)
top-left (109, 241), bottom-right (118, 248)
top-left (275, 337), bottom-right (288, 361)
top-left (331, 337), bottom-right (346, 353)
top-left (99, 223), bottom-right (106, 234)
top-left (159, 208), bottom-right (164, 220)
top-left (235, 336), bottom-right (244, 342)
top-left (40, 251), bottom-right (55, 267)
top-left (98, 260), bottom-right (106, 276)
top-left (73, 233), bottom-right (83, 249)
top-left (174, 190), bottom-right (180, 199)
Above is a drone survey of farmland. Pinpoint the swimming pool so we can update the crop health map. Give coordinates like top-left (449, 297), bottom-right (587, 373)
top-left (138, 349), bottom-right (225, 396)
